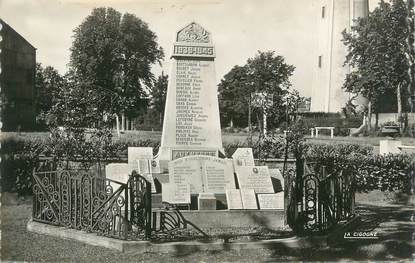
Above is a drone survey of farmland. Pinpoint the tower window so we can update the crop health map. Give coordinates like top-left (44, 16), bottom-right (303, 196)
top-left (322, 6), bottom-right (326, 18)
top-left (318, 56), bottom-right (322, 68)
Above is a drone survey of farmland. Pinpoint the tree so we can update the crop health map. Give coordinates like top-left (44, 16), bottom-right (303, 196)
top-left (218, 51), bottom-right (295, 136)
top-left (149, 73), bottom-right (168, 127)
top-left (69, 7), bottom-right (164, 128)
top-left (35, 63), bottom-right (65, 128)
top-left (282, 89), bottom-right (307, 123)
top-left (218, 65), bottom-right (251, 128)
top-left (405, 0), bottom-right (415, 113)
top-left (342, 0), bottom-right (415, 130)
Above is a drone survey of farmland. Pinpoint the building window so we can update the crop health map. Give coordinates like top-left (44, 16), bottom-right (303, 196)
top-left (318, 56), bottom-right (322, 68)
top-left (322, 6), bottom-right (326, 18)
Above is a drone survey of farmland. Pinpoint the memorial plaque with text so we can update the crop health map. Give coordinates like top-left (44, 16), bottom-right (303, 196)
top-left (198, 192), bottom-right (216, 210)
top-left (137, 159), bottom-right (151, 174)
top-left (232, 148), bottom-right (255, 166)
top-left (136, 160), bottom-right (157, 193)
top-left (257, 193), bottom-right (284, 210)
top-left (168, 156), bottom-right (203, 193)
top-left (269, 168), bottom-right (284, 192)
top-left (236, 166), bottom-right (274, 193)
top-left (240, 189), bottom-right (258, 209)
top-left (105, 163), bottom-right (135, 183)
top-left (226, 189), bottom-right (243, 210)
top-left (157, 22), bottom-right (223, 161)
top-left (168, 156), bottom-right (236, 194)
top-left (105, 163), bottom-right (135, 199)
top-left (128, 147), bottom-right (153, 164)
top-left (150, 159), bottom-right (161, 174)
top-left (204, 158), bottom-right (235, 193)
top-left (162, 183), bottom-right (191, 204)
top-left (137, 159), bottom-right (161, 174)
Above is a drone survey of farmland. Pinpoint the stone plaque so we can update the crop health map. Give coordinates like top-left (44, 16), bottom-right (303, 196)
top-left (226, 189), bottom-right (243, 210)
top-left (198, 192), bottom-right (216, 210)
top-left (257, 193), bottom-right (284, 210)
top-left (143, 173), bottom-right (157, 194)
top-left (128, 147), bottom-right (153, 164)
top-left (204, 158), bottom-right (235, 193)
top-left (269, 168), bottom-right (284, 192)
top-left (240, 189), bottom-right (258, 209)
top-left (162, 183), bottom-right (191, 204)
top-left (136, 159), bottom-right (161, 174)
top-left (168, 156), bottom-right (204, 193)
top-left (105, 163), bottom-right (135, 199)
top-left (232, 148), bottom-right (255, 166)
top-left (105, 163), bottom-right (135, 183)
top-left (168, 156), bottom-right (235, 194)
top-left (151, 193), bottom-right (163, 208)
top-left (137, 159), bottom-right (152, 174)
top-left (150, 159), bottom-right (161, 174)
top-left (236, 166), bottom-right (274, 193)
top-left (157, 22), bottom-right (223, 161)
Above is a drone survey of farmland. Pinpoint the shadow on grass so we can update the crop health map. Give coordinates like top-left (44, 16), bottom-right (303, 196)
top-left (171, 201), bottom-right (415, 260)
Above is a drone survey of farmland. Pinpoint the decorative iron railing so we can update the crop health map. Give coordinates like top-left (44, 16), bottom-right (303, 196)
top-left (32, 169), bottom-right (152, 240)
top-left (128, 171), bottom-right (152, 239)
top-left (286, 163), bottom-right (355, 234)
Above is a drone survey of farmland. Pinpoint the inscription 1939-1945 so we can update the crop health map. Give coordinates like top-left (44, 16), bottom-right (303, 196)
top-left (173, 45), bottom-right (214, 57)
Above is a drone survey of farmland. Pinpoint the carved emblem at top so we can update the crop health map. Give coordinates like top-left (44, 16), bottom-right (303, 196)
top-left (176, 22), bottom-right (210, 43)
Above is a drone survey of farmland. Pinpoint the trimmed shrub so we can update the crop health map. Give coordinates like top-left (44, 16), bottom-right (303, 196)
top-left (305, 143), bottom-right (414, 193)
top-left (1, 137), bottom-right (45, 195)
top-left (0, 131), bottom-right (161, 195)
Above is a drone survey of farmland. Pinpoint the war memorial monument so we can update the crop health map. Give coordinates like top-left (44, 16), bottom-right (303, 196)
top-left (105, 23), bottom-right (284, 226)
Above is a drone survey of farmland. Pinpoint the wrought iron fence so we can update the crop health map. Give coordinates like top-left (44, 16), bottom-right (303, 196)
top-left (286, 163), bottom-right (355, 234)
top-left (32, 169), bottom-right (152, 240)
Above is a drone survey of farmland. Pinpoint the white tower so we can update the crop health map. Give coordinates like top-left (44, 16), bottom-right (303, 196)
top-left (310, 0), bottom-right (369, 112)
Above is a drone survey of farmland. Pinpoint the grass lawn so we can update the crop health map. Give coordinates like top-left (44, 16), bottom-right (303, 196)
top-left (1, 191), bottom-right (414, 262)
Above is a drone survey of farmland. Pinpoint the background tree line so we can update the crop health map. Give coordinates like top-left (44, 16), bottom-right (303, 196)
top-left (343, 0), bottom-right (415, 131)
top-left (35, 7), bottom-right (167, 132)
top-left (35, 1), bottom-right (415, 136)
top-left (35, 7), bottom-right (300, 134)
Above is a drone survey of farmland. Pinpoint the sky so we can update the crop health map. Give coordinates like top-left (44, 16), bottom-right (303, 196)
top-left (0, 0), bottom-right (381, 97)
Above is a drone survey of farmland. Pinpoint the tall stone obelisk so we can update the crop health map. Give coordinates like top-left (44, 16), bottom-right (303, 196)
top-left (157, 22), bottom-right (223, 163)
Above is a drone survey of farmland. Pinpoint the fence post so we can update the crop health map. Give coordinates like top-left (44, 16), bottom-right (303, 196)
top-left (124, 182), bottom-right (129, 231)
top-left (411, 161), bottom-right (415, 195)
top-left (145, 180), bottom-right (152, 239)
top-left (295, 158), bottom-right (304, 200)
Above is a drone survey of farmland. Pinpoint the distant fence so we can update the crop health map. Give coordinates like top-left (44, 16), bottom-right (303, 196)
top-left (369, 113), bottom-right (415, 126)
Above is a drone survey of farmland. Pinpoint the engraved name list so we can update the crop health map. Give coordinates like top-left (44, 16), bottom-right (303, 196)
top-left (175, 59), bottom-right (209, 146)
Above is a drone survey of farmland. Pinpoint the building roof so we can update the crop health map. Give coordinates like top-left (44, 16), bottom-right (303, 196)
top-left (0, 18), bottom-right (36, 50)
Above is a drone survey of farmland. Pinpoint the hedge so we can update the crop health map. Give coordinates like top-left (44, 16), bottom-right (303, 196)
top-left (305, 143), bottom-right (415, 193)
top-left (0, 135), bottom-right (159, 195)
top-left (2, 134), bottom-right (414, 195)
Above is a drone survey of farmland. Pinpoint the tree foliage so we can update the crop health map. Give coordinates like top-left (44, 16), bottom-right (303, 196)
top-left (68, 7), bottom-right (164, 126)
top-left (218, 51), bottom-right (295, 130)
top-left (342, 0), bottom-right (415, 125)
top-left (148, 73), bottom-right (168, 127)
top-left (35, 63), bottom-right (65, 127)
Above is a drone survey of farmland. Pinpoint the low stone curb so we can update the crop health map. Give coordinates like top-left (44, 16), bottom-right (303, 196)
top-left (27, 220), bottom-right (327, 253)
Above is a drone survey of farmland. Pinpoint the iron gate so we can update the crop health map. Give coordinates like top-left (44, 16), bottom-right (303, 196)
top-left (287, 166), bottom-right (355, 234)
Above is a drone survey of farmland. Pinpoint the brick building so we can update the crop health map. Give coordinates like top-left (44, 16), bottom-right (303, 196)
top-left (0, 19), bottom-right (36, 131)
